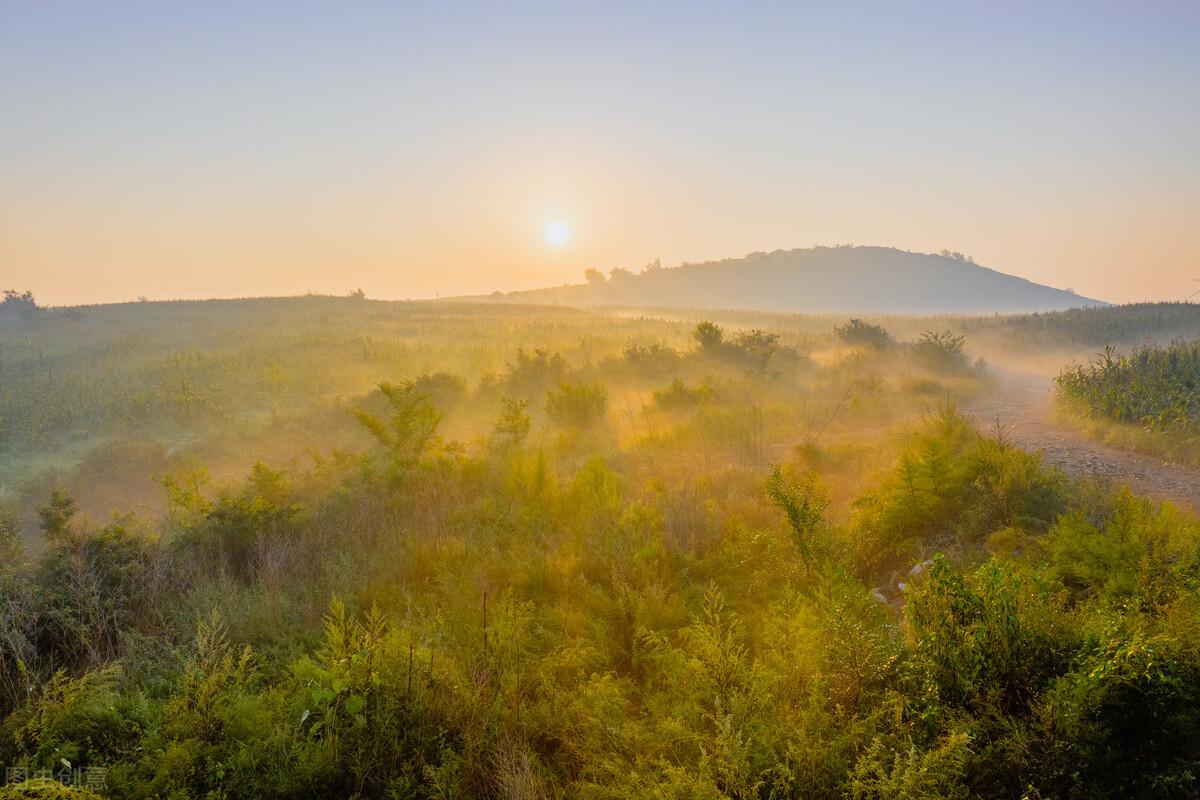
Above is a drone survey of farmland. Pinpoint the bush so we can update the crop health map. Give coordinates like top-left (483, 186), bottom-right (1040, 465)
top-left (0, 291), bottom-right (39, 322)
top-left (172, 464), bottom-right (299, 582)
top-left (1, 667), bottom-right (146, 780)
top-left (505, 348), bottom-right (568, 393)
top-left (911, 330), bottom-right (969, 372)
top-left (1040, 622), bottom-right (1200, 799)
top-left (835, 319), bottom-right (893, 349)
top-left (356, 381), bottom-right (443, 475)
top-left (546, 382), bottom-right (608, 428)
top-left (653, 379), bottom-right (715, 409)
top-left (849, 406), bottom-right (1070, 576)
top-left (0, 780), bottom-right (104, 800)
top-left (904, 558), bottom-right (1074, 714)
top-left (622, 342), bottom-right (681, 376)
top-left (410, 371), bottom-right (467, 406)
top-left (849, 732), bottom-right (971, 800)
top-left (692, 321), bottom-right (725, 352)
top-left (766, 465), bottom-right (828, 575)
top-left (35, 525), bottom-right (155, 669)
top-left (0, 569), bottom-right (38, 714)
top-left (691, 322), bottom-right (784, 371)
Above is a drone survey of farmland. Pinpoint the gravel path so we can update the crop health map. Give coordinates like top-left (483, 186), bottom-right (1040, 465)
top-left (964, 369), bottom-right (1200, 511)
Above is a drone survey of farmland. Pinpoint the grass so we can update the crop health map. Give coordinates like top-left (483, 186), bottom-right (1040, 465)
top-left (2, 299), bottom-right (1200, 797)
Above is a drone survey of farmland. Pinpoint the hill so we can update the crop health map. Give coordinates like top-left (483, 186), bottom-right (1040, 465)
top-left (480, 246), bottom-right (1105, 314)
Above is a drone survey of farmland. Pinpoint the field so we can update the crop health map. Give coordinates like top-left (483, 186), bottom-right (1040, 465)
top-left (1055, 339), bottom-right (1200, 465)
top-left (2, 299), bottom-right (1200, 798)
top-left (0, 298), bottom-right (988, 532)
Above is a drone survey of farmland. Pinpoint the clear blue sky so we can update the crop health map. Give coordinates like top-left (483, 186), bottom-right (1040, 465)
top-left (3, 1), bottom-right (1198, 304)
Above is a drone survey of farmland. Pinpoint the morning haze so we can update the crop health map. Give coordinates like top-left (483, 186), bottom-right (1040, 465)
top-left (7, 5), bottom-right (1200, 799)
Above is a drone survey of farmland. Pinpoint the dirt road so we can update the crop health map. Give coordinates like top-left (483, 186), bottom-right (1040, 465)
top-left (964, 369), bottom-right (1200, 511)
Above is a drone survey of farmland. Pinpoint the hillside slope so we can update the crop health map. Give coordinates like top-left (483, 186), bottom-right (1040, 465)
top-left (482, 246), bottom-right (1105, 314)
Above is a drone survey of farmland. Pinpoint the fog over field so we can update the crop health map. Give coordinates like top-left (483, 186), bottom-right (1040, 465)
top-left (4, 2), bottom-right (1200, 798)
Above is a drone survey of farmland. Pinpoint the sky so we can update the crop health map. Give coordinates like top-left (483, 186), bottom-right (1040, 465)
top-left (2, 1), bottom-right (1198, 306)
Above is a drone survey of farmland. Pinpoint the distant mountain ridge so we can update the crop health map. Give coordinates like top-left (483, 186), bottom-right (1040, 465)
top-left (475, 246), bottom-right (1105, 314)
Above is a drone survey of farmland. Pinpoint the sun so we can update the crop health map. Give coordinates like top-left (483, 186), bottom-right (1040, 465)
top-left (544, 219), bottom-right (570, 247)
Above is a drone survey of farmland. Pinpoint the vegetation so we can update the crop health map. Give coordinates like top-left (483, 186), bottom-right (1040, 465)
top-left (1057, 341), bottom-right (1200, 433)
top-left (1, 298), bottom-right (1199, 797)
top-left (966, 302), bottom-right (1200, 350)
top-left (910, 330), bottom-right (970, 373)
top-left (835, 319), bottom-right (893, 350)
top-left (1056, 340), bottom-right (1200, 463)
top-left (0, 291), bottom-right (40, 322)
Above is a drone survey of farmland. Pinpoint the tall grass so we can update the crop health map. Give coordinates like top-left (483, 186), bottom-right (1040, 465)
top-left (1056, 341), bottom-right (1200, 460)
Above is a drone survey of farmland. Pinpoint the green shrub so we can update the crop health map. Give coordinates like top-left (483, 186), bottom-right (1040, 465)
top-left (1040, 621), bottom-right (1200, 798)
top-left (766, 465), bottom-right (828, 575)
top-left (835, 319), bottom-right (893, 349)
top-left (172, 464), bottom-right (299, 582)
top-left (505, 348), bottom-right (568, 393)
top-left (653, 379), bottom-right (715, 410)
top-left (35, 525), bottom-right (154, 669)
top-left (410, 371), bottom-right (468, 405)
top-left (1, 667), bottom-right (146, 780)
top-left (911, 330), bottom-right (969, 372)
top-left (356, 380), bottom-right (443, 475)
top-left (904, 558), bottom-right (1074, 714)
top-left (546, 382), bottom-right (608, 428)
top-left (0, 780), bottom-right (104, 800)
top-left (849, 406), bottom-right (1069, 576)
top-left (622, 341), bottom-right (682, 376)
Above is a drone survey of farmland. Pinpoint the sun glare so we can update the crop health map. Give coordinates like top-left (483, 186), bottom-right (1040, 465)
top-left (544, 219), bottom-right (570, 247)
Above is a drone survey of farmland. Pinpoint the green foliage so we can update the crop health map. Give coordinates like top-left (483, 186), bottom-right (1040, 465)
top-left (37, 491), bottom-right (77, 544)
top-left (849, 405), bottom-right (1070, 576)
top-left (1040, 619), bottom-right (1200, 799)
top-left (963, 302), bottom-right (1200, 349)
top-left (156, 463), bottom-right (213, 530)
top-left (911, 330), bottom-right (969, 372)
top-left (692, 321), bottom-right (725, 352)
top-left (692, 321), bottom-right (783, 371)
top-left (3, 302), bottom-right (1200, 797)
top-left (653, 379), bottom-right (715, 410)
top-left (765, 465), bottom-right (828, 574)
top-left (905, 558), bottom-right (1074, 714)
top-left (545, 381), bottom-right (608, 428)
top-left (491, 397), bottom-right (532, 448)
top-left (356, 380), bottom-right (443, 474)
top-left (0, 568), bottom-right (37, 715)
top-left (1044, 492), bottom-right (1200, 610)
top-left (123, 614), bottom-right (273, 799)
top-left (0, 507), bottom-right (21, 566)
top-left (2, 667), bottom-right (146, 778)
top-left (505, 348), bottom-right (567, 393)
top-left (287, 599), bottom-right (451, 797)
top-left (0, 780), bottom-right (104, 800)
top-left (622, 341), bottom-right (682, 376)
top-left (409, 371), bottom-right (468, 406)
top-left (35, 524), bottom-right (154, 669)
top-left (849, 732), bottom-right (971, 800)
top-left (836, 318), bottom-right (893, 349)
top-left (173, 466), bottom-right (299, 582)
top-left (730, 329), bottom-right (781, 371)
top-left (1057, 341), bottom-right (1200, 440)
